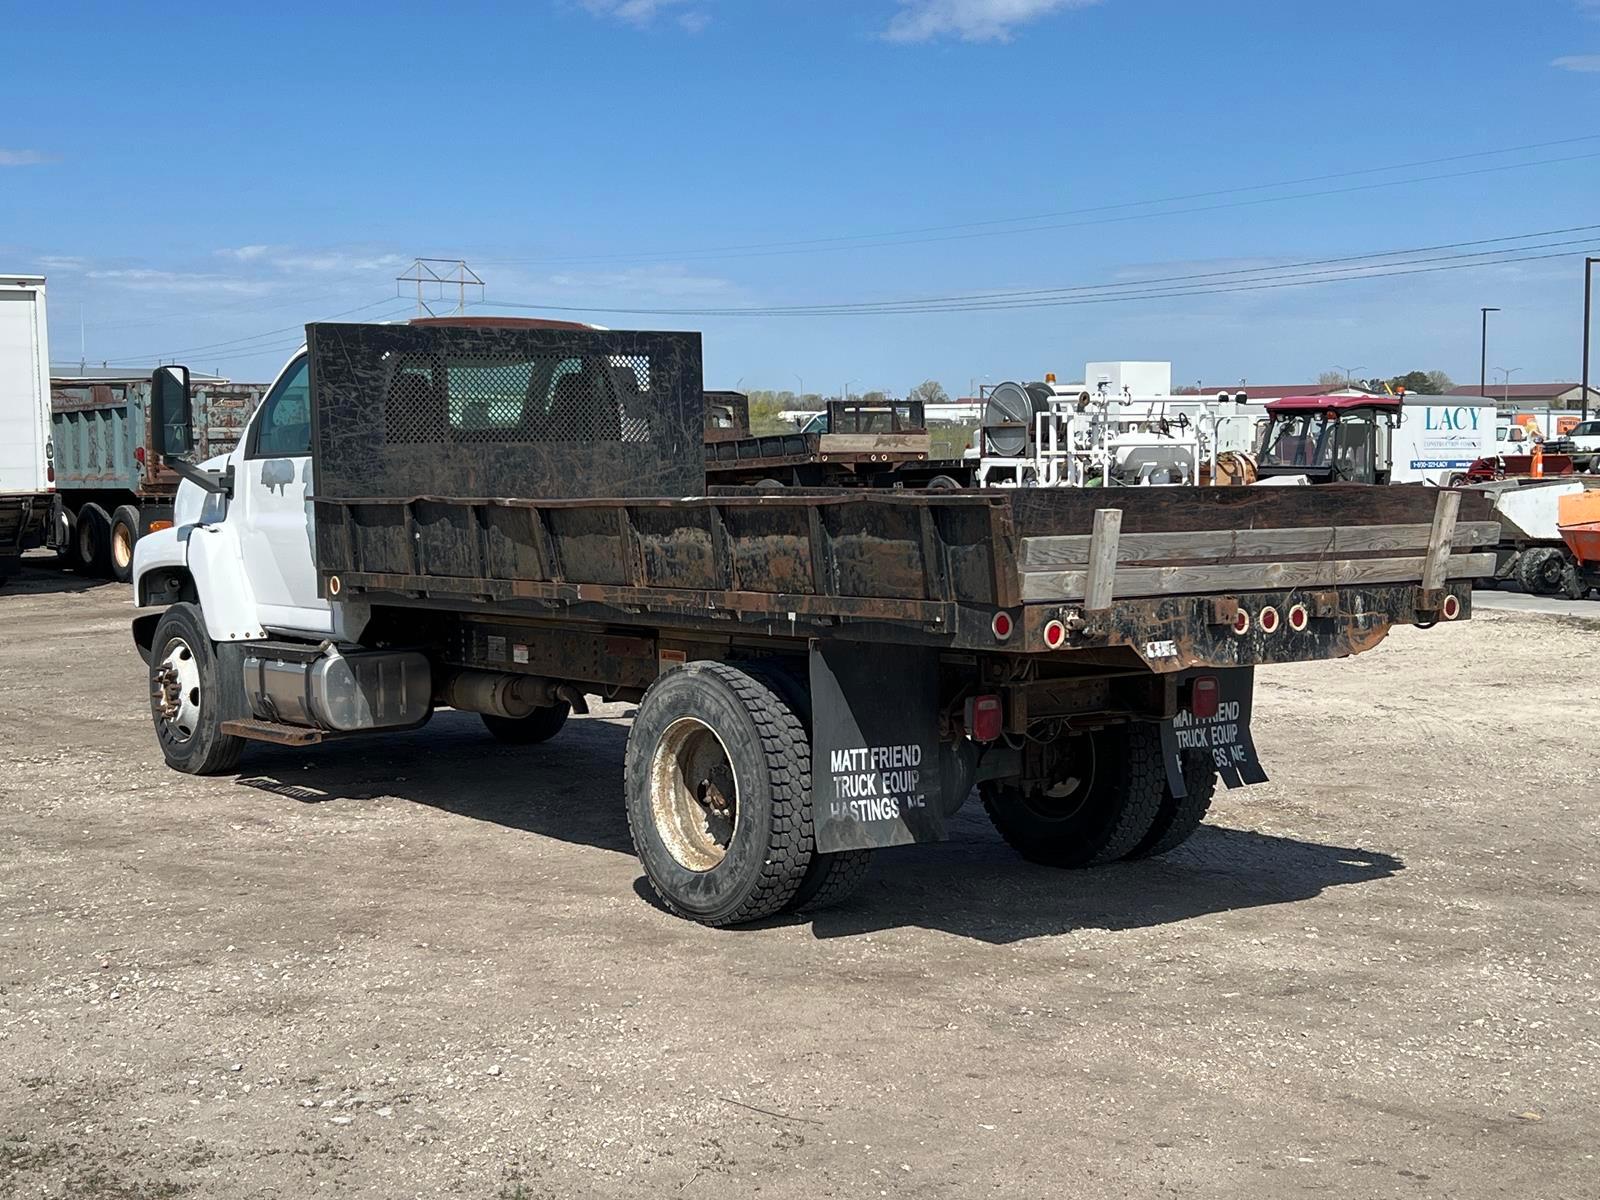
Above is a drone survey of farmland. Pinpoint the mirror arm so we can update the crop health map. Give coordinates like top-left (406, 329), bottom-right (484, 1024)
top-left (166, 458), bottom-right (234, 496)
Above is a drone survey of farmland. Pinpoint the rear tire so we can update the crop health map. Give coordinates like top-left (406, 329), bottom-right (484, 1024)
top-left (624, 662), bottom-right (814, 926)
top-left (925, 474), bottom-right (964, 491)
top-left (734, 658), bottom-right (872, 915)
top-left (74, 502), bottom-right (111, 576)
top-left (109, 505), bottom-right (141, 584)
top-left (54, 507), bottom-right (76, 565)
top-left (1125, 749), bottom-right (1218, 859)
top-left (980, 724), bottom-right (1166, 868)
top-left (148, 602), bottom-right (245, 775)
top-left (481, 703), bottom-right (570, 745)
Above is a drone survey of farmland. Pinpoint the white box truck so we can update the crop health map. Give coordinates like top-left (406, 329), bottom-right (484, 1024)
top-left (0, 275), bottom-right (53, 584)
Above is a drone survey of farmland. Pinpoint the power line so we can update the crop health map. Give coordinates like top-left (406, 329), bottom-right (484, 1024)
top-left (479, 239), bottom-right (1600, 318)
top-left (475, 137), bottom-right (1600, 267)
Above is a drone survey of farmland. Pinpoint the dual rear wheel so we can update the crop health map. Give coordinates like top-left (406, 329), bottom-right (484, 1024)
top-left (979, 724), bottom-right (1216, 868)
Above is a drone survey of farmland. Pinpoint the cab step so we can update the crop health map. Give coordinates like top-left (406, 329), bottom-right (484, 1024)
top-left (220, 718), bottom-right (325, 746)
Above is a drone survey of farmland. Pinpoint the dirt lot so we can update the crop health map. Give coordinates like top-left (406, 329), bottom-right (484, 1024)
top-left (1, 561), bottom-right (1596, 1199)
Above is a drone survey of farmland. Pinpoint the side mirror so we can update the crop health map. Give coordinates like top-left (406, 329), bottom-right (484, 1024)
top-left (150, 365), bottom-right (193, 458)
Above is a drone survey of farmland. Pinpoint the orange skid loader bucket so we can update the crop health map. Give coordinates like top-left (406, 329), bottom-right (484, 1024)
top-left (1557, 488), bottom-right (1600, 566)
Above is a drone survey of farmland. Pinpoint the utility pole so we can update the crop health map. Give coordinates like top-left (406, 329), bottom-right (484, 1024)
top-left (1479, 307), bottom-right (1499, 397)
top-left (396, 258), bottom-right (485, 317)
top-left (1583, 258), bottom-right (1596, 420)
top-left (1495, 366), bottom-right (1521, 406)
top-left (1332, 364), bottom-right (1362, 389)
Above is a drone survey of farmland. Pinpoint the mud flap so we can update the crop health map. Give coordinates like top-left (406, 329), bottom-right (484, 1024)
top-left (1159, 666), bottom-right (1267, 792)
top-left (809, 641), bottom-right (945, 852)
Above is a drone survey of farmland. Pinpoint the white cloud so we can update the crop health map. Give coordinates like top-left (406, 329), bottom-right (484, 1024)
top-left (882, 0), bottom-right (1099, 43)
top-left (1552, 54), bottom-right (1600, 71)
top-left (85, 268), bottom-right (274, 296)
top-left (215, 245), bottom-right (407, 273)
top-left (535, 263), bottom-right (736, 300)
top-left (0, 148), bottom-right (57, 166)
top-left (580, 0), bottom-right (706, 28)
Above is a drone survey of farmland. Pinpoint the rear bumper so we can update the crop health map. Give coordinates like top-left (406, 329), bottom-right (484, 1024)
top-left (1017, 580), bottom-right (1474, 672)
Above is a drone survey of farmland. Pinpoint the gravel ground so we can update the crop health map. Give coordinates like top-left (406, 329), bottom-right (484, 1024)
top-left (1, 561), bottom-right (1596, 1199)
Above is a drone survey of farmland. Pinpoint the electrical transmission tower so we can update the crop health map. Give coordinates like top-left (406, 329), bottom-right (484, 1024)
top-left (396, 258), bottom-right (485, 316)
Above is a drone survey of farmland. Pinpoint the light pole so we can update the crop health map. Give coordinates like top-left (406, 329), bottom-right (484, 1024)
top-left (1495, 366), bottom-right (1521, 407)
top-left (793, 373), bottom-right (804, 397)
top-left (1479, 307), bottom-right (1499, 397)
top-left (841, 378), bottom-right (856, 404)
top-left (1332, 364), bottom-right (1362, 389)
top-left (1582, 258), bottom-right (1596, 420)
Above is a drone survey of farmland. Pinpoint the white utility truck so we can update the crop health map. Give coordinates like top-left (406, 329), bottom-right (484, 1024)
top-left (0, 275), bottom-right (54, 584)
top-left (129, 319), bottom-right (1493, 926)
top-left (1255, 393), bottom-right (1495, 486)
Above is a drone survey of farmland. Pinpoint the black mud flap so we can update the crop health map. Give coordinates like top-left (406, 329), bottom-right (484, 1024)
top-left (809, 641), bottom-right (946, 853)
top-left (1159, 666), bottom-right (1268, 793)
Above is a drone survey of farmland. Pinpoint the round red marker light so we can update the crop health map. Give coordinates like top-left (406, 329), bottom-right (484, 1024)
top-left (1257, 606), bottom-right (1280, 634)
top-left (991, 611), bottom-right (1014, 641)
top-left (1287, 603), bottom-right (1309, 632)
top-left (1232, 609), bottom-right (1251, 635)
top-left (1043, 618), bottom-right (1067, 649)
top-left (1441, 593), bottom-right (1461, 620)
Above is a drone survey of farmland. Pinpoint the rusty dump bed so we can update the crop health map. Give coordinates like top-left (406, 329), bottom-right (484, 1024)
top-left (304, 322), bottom-right (1496, 674)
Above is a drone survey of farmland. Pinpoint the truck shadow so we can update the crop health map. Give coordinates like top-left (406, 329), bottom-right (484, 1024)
top-left (231, 710), bottom-right (1403, 945)
top-left (4, 559), bottom-right (113, 596)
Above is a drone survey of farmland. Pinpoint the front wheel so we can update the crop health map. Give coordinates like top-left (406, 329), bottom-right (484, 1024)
top-left (624, 662), bottom-right (815, 926)
top-left (148, 602), bottom-right (245, 775)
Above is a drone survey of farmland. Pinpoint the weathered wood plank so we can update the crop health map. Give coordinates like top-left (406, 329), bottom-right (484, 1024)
top-left (1021, 521), bottom-right (1499, 567)
top-left (1421, 491), bottom-right (1461, 593)
top-left (1083, 508), bottom-right (1122, 610)
top-left (1020, 551), bottom-right (1497, 602)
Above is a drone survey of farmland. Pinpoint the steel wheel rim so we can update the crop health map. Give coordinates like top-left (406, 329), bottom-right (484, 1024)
top-left (1020, 733), bottom-right (1099, 822)
top-left (649, 717), bottom-right (739, 872)
top-left (154, 637), bottom-right (203, 742)
top-left (112, 523), bottom-right (134, 569)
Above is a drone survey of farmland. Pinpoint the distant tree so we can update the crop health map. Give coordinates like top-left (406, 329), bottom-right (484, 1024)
top-left (858, 390), bottom-right (889, 405)
top-left (907, 379), bottom-right (950, 406)
top-left (1424, 370), bottom-right (1455, 394)
top-left (1317, 370), bottom-right (1348, 390)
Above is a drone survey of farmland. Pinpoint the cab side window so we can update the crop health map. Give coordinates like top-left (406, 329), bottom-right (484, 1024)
top-left (252, 358), bottom-right (311, 457)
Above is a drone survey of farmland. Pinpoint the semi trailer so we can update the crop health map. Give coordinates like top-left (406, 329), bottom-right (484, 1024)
top-left (48, 370), bottom-right (263, 580)
top-left (0, 275), bottom-right (54, 585)
top-left (130, 319), bottom-right (1494, 926)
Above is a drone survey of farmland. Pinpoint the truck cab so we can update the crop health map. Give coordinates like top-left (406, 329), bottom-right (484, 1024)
top-left (1254, 396), bottom-right (1402, 485)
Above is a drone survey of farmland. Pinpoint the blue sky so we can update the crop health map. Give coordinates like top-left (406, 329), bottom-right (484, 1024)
top-left (4, 0), bottom-right (1599, 395)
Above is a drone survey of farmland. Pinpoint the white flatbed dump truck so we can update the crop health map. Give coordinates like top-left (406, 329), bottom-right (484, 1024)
top-left (0, 275), bottom-right (54, 584)
top-left (129, 319), bottom-right (1495, 926)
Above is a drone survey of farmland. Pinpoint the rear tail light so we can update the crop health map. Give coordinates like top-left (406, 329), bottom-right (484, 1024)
top-left (1257, 606), bottom-right (1280, 634)
top-left (964, 694), bottom-right (1004, 743)
top-left (1188, 675), bottom-right (1220, 719)
top-left (1043, 619), bottom-right (1067, 649)
top-left (46, 464), bottom-right (54, 484)
top-left (1441, 593), bottom-right (1461, 620)
top-left (991, 611), bottom-right (1013, 641)
top-left (134, 446), bottom-right (146, 467)
top-left (1286, 603), bottom-right (1309, 632)
top-left (1232, 609), bottom-right (1251, 635)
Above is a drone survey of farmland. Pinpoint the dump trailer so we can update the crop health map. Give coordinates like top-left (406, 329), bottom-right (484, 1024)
top-left (705, 395), bottom-right (974, 488)
top-left (130, 320), bottom-right (1494, 927)
top-left (0, 275), bottom-right (54, 584)
top-left (48, 371), bottom-right (263, 581)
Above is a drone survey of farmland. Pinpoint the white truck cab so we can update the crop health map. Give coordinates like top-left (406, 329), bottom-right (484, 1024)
top-left (132, 348), bottom-right (342, 647)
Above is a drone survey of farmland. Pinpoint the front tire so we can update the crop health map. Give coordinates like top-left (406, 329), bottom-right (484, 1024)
top-left (148, 602), bottom-right (245, 775)
top-left (624, 662), bottom-right (815, 926)
top-left (981, 724), bottom-right (1166, 867)
top-left (481, 703), bottom-right (570, 744)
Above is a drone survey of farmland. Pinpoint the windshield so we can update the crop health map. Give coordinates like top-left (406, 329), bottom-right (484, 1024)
top-left (1257, 410), bottom-right (1379, 480)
